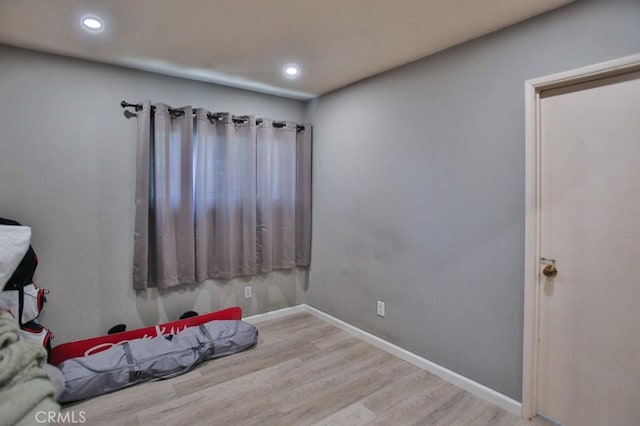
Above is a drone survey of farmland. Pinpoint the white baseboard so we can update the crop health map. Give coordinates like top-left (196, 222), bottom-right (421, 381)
top-left (251, 303), bottom-right (522, 417)
top-left (243, 305), bottom-right (306, 324)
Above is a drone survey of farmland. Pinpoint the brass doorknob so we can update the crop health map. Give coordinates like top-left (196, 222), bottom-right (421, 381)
top-left (541, 257), bottom-right (558, 278)
top-left (543, 264), bottom-right (558, 278)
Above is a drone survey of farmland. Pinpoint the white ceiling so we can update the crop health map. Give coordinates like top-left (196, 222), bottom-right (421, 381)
top-left (0, 0), bottom-right (575, 100)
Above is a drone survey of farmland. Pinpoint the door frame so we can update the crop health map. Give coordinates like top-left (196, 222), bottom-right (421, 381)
top-left (522, 53), bottom-right (640, 420)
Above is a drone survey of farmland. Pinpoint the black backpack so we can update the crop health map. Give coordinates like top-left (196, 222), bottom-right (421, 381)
top-left (1, 218), bottom-right (53, 356)
top-left (1, 218), bottom-right (38, 284)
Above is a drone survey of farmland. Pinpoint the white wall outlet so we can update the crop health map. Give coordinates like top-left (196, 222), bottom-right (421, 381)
top-left (244, 285), bottom-right (252, 299)
top-left (377, 300), bottom-right (385, 317)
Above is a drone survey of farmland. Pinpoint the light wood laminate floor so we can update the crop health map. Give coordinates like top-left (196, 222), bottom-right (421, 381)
top-left (63, 312), bottom-right (549, 425)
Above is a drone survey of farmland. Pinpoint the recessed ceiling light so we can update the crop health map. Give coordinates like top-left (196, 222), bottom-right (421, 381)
top-left (283, 64), bottom-right (301, 79)
top-left (82, 17), bottom-right (103, 31)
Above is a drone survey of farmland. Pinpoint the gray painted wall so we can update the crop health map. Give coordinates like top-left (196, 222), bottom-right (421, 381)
top-left (1, 0), bottom-right (639, 403)
top-left (0, 45), bottom-right (307, 344)
top-left (304, 0), bottom-right (640, 400)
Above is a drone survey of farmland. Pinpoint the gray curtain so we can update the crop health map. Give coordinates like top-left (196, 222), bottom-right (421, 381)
top-left (257, 120), bottom-right (297, 272)
top-left (296, 126), bottom-right (312, 266)
top-left (194, 112), bottom-right (257, 280)
top-left (133, 103), bottom-right (195, 290)
top-left (133, 103), bottom-right (312, 290)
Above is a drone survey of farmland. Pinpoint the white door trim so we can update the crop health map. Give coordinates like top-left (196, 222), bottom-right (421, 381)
top-left (522, 53), bottom-right (640, 419)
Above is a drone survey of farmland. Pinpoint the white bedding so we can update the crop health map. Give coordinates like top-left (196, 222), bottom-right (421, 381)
top-left (0, 225), bottom-right (31, 289)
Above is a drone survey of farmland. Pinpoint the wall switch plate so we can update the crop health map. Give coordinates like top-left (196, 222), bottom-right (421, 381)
top-left (377, 300), bottom-right (385, 317)
top-left (244, 285), bottom-right (252, 299)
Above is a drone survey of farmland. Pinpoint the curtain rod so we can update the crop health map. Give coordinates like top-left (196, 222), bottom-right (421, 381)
top-left (120, 101), bottom-right (306, 131)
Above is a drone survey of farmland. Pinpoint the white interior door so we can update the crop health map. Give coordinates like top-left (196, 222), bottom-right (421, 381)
top-left (537, 71), bottom-right (640, 426)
